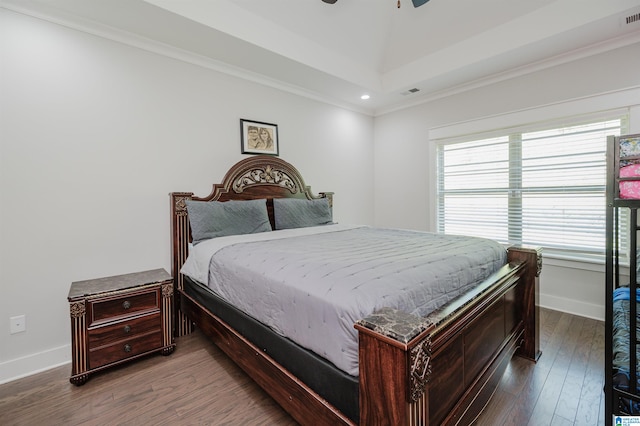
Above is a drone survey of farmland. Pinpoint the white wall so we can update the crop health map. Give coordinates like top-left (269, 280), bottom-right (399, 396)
top-left (0, 9), bottom-right (374, 383)
top-left (374, 41), bottom-right (640, 321)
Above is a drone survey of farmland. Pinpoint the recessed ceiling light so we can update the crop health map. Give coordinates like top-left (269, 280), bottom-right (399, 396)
top-left (360, 94), bottom-right (370, 100)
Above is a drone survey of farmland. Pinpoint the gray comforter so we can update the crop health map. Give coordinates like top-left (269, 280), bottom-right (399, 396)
top-left (184, 225), bottom-right (506, 376)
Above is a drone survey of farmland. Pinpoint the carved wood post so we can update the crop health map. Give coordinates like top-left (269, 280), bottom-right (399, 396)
top-left (69, 300), bottom-right (89, 385)
top-left (161, 283), bottom-right (175, 355)
top-left (170, 192), bottom-right (195, 337)
top-left (507, 246), bottom-right (542, 362)
top-left (355, 308), bottom-right (432, 425)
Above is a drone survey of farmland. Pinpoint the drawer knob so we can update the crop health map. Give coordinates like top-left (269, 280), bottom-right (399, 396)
top-left (124, 344), bottom-right (132, 353)
top-left (122, 300), bottom-right (131, 310)
top-left (123, 325), bottom-right (131, 334)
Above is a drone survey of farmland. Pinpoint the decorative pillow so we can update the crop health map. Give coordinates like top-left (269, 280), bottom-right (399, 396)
top-left (273, 197), bottom-right (333, 230)
top-left (186, 199), bottom-right (272, 245)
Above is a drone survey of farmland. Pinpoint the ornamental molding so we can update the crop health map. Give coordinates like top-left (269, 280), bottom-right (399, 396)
top-left (84, 283), bottom-right (166, 301)
top-left (162, 283), bottom-right (173, 298)
top-left (409, 336), bottom-right (432, 402)
top-left (69, 301), bottom-right (86, 318)
top-left (174, 196), bottom-right (191, 215)
top-left (536, 252), bottom-right (543, 277)
top-left (232, 165), bottom-right (298, 193)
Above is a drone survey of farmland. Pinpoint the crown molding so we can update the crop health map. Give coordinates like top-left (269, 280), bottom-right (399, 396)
top-left (375, 30), bottom-right (640, 116)
top-left (4, 1), bottom-right (639, 118)
top-left (1, 2), bottom-right (374, 116)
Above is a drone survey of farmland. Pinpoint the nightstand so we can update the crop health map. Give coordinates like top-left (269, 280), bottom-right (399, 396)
top-left (68, 269), bottom-right (175, 385)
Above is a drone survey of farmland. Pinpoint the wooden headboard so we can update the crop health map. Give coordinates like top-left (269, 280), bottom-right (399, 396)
top-left (169, 155), bottom-right (333, 335)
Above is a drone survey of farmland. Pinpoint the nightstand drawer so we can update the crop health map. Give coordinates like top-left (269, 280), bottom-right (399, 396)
top-left (88, 312), bottom-right (161, 348)
top-left (89, 331), bottom-right (163, 370)
top-left (90, 289), bottom-right (159, 324)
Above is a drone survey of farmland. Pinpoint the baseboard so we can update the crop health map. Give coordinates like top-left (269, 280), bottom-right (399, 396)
top-left (0, 344), bottom-right (70, 385)
top-left (540, 293), bottom-right (604, 322)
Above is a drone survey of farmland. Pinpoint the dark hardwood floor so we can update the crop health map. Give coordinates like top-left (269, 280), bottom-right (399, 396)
top-left (1, 308), bottom-right (604, 425)
top-left (475, 308), bottom-right (604, 426)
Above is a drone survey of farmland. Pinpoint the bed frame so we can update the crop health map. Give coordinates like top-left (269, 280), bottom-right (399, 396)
top-left (170, 155), bottom-right (542, 425)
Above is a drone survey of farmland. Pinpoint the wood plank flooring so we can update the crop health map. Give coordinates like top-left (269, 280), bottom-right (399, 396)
top-left (1, 308), bottom-right (604, 425)
top-left (475, 308), bottom-right (604, 426)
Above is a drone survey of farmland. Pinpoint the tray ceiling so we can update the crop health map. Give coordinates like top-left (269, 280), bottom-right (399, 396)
top-left (3, 0), bottom-right (640, 114)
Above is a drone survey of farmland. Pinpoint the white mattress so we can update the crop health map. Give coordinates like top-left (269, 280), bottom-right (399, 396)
top-left (181, 224), bottom-right (507, 376)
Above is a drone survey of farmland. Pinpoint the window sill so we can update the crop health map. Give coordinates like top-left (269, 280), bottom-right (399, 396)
top-left (541, 254), bottom-right (604, 273)
top-left (539, 252), bottom-right (632, 275)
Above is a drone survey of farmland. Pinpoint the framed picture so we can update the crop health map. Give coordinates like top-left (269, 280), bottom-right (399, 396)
top-left (240, 119), bottom-right (279, 156)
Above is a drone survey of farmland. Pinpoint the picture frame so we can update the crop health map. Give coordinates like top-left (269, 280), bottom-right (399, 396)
top-left (240, 119), bottom-right (279, 156)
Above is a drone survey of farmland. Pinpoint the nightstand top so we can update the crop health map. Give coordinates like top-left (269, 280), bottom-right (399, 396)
top-left (68, 269), bottom-right (172, 301)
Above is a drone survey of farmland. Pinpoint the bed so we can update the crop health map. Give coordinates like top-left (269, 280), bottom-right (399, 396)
top-left (170, 155), bottom-right (542, 425)
top-left (606, 133), bottom-right (640, 417)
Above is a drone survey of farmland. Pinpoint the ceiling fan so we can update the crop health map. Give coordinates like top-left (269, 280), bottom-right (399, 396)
top-left (321, 0), bottom-right (430, 7)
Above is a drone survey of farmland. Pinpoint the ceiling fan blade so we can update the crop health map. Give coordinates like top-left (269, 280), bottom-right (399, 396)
top-left (321, 0), bottom-right (428, 7)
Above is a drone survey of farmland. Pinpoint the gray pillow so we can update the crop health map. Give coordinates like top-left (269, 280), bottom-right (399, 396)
top-left (273, 197), bottom-right (333, 230)
top-left (186, 199), bottom-right (272, 245)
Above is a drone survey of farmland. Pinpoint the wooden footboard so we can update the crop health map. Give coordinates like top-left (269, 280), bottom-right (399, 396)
top-left (355, 246), bottom-right (541, 425)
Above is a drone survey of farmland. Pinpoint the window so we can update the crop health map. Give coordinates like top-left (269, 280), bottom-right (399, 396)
top-left (436, 117), bottom-right (626, 261)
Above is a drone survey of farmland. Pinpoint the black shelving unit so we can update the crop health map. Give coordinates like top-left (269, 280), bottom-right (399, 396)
top-left (605, 133), bottom-right (640, 420)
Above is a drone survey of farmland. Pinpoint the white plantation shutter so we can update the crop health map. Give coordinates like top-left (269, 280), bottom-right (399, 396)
top-left (437, 117), bottom-right (626, 261)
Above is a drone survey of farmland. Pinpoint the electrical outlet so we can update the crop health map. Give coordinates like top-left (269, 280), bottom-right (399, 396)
top-left (10, 315), bottom-right (26, 334)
